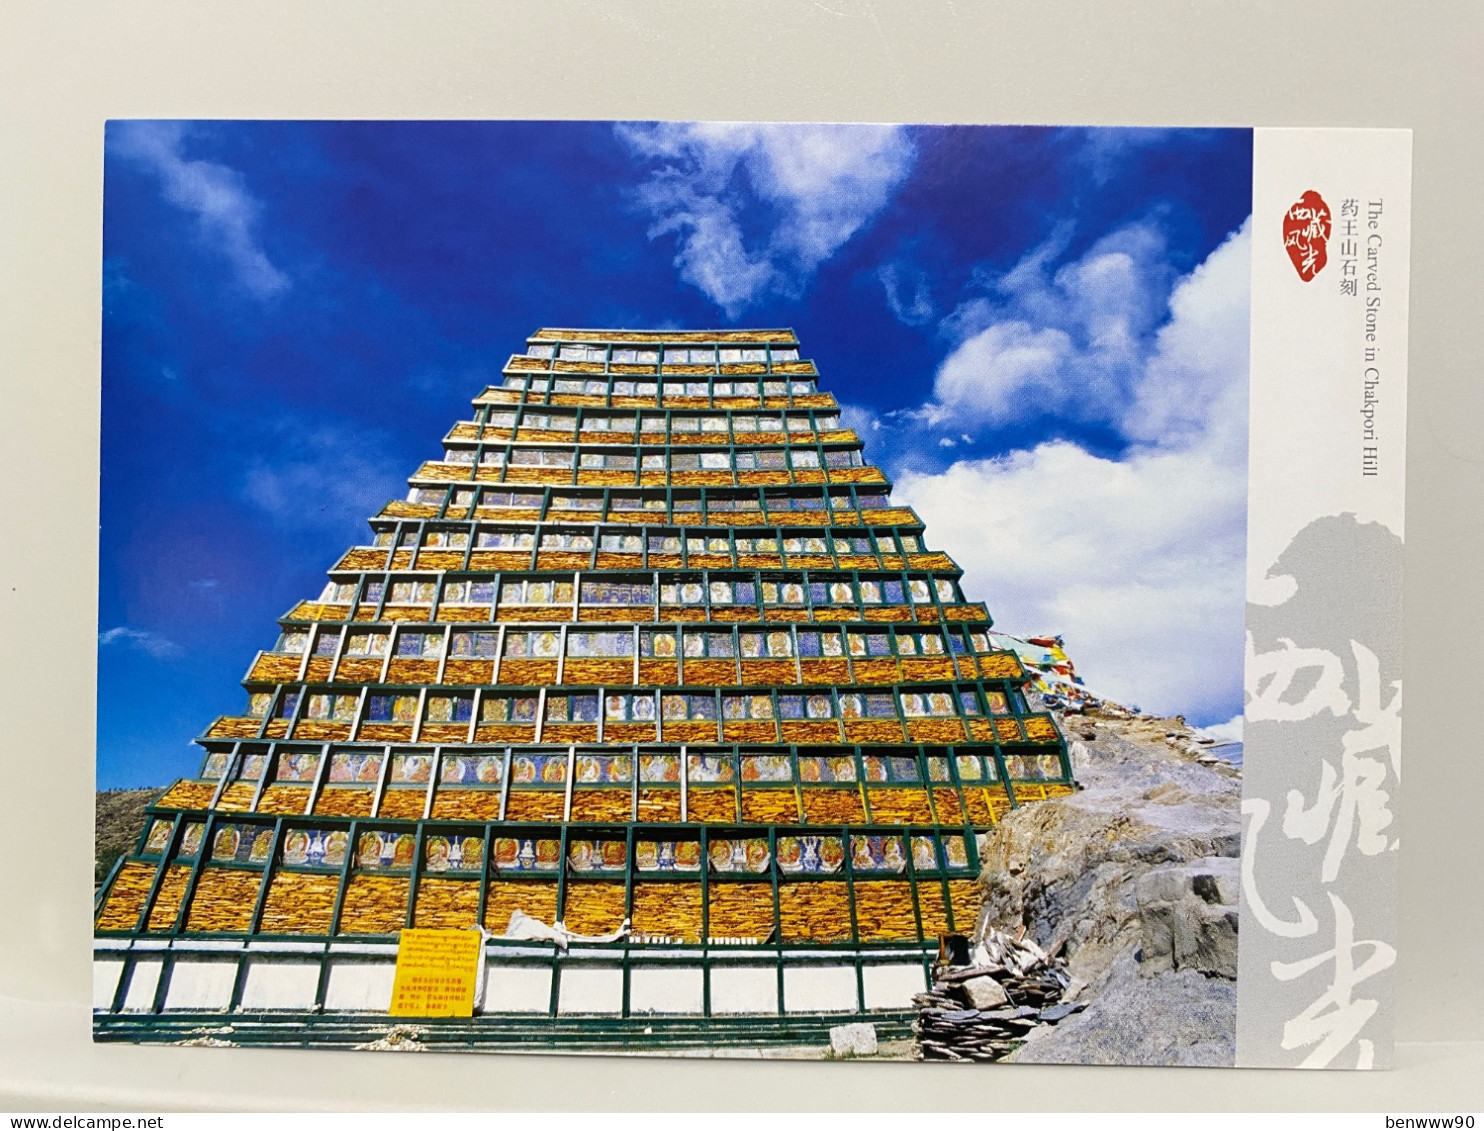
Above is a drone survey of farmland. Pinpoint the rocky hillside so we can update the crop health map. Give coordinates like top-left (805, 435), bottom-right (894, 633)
top-left (96, 788), bottom-right (162, 886)
top-left (977, 711), bottom-right (1241, 1066)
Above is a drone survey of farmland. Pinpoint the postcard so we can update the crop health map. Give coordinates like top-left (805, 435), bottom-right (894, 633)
top-left (92, 121), bottom-right (1409, 1069)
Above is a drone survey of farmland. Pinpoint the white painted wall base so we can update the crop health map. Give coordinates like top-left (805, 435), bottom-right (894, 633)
top-left (121, 959), bottom-right (163, 1012)
top-left (862, 963), bottom-right (927, 1009)
top-left (782, 965), bottom-right (858, 1012)
top-left (163, 959), bottom-right (237, 1011)
top-left (93, 960), bottom-right (124, 1010)
top-left (708, 965), bottom-right (778, 1014)
top-left (240, 960), bottom-right (320, 1011)
top-left (95, 948), bottom-right (930, 1018)
top-left (629, 966), bottom-right (704, 1014)
top-left (483, 963), bottom-right (552, 1013)
top-left (323, 962), bottom-right (395, 1012)
top-left (556, 965), bottom-right (623, 1014)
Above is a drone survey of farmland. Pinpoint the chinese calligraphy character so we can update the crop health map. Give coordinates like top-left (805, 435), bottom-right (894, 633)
top-left (1246, 633), bottom-right (1350, 723)
top-left (1281, 641), bottom-right (1400, 881)
top-left (1272, 893), bottom-right (1396, 1069)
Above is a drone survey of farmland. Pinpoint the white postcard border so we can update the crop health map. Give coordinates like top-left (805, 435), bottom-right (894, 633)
top-left (1237, 127), bottom-right (1412, 1069)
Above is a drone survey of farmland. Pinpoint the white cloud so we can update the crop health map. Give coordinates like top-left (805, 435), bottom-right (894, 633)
top-left (878, 262), bottom-right (935, 326)
top-left (897, 441), bottom-right (1246, 721)
top-left (243, 423), bottom-right (403, 534)
top-left (837, 401), bottom-right (881, 437)
top-left (894, 221), bottom-right (1252, 724)
top-left (924, 223), bottom-right (1173, 429)
top-left (99, 626), bottom-right (181, 659)
top-left (111, 121), bottom-right (289, 298)
top-left (1120, 226), bottom-right (1254, 455)
top-left (927, 321), bottom-right (1073, 426)
top-left (1199, 715), bottom-right (1244, 744)
top-left (618, 122), bottom-right (914, 317)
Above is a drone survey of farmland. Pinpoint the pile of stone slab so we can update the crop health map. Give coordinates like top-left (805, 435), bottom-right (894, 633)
top-left (913, 927), bottom-right (1087, 1062)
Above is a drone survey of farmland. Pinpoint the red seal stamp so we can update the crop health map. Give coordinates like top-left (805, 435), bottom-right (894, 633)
top-left (1283, 190), bottom-right (1333, 281)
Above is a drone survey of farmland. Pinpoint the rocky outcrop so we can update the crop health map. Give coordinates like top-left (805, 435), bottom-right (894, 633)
top-left (1012, 950), bottom-right (1238, 1067)
top-left (1136, 857), bottom-right (1239, 979)
top-left (974, 712), bottom-right (1242, 1066)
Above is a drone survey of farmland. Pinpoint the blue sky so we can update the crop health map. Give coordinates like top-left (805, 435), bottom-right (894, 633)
top-left (99, 121), bottom-right (1252, 788)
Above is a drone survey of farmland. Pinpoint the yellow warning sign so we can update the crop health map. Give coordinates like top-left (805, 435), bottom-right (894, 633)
top-left (388, 928), bottom-right (483, 1017)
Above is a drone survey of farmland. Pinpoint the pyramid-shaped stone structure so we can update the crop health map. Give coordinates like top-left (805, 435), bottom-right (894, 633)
top-left (94, 328), bottom-right (1073, 1044)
